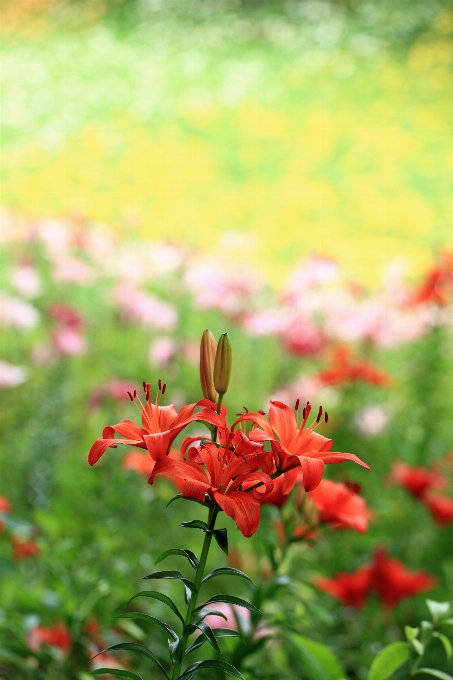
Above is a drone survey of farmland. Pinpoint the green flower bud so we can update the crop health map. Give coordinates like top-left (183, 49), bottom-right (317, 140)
top-left (213, 333), bottom-right (233, 396)
top-left (200, 329), bottom-right (218, 402)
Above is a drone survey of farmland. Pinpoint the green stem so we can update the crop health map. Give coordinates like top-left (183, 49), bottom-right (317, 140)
top-left (213, 393), bottom-right (224, 443)
top-left (171, 504), bottom-right (219, 680)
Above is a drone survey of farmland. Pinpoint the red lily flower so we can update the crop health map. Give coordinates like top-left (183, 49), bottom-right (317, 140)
top-left (122, 450), bottom-right (157, 477)
top-left (88, 384), bottom-right (224, 466)
top-left (371, 547), bottom-right (437, 608)
top-left (389, 461), bottom-right (446, 499)
top-left (259, 475), bottom-right (291, 507)
top-left (422, 494), bottom-right (453, 525)
top-left (309, 479), bottom-right (372, 533)
top-left (150, 429), bottom-right (273, 537)
top-left (317, 347), bottom-right (390, 387)
top-left (234, 400), bottom-right (369, 492)
top-left (11, 535), bottom-right (40, 561)
top-left (0, 495), bottom-right (11, 533)
top-left (314, 565), bottom-right (373, 608)
top-left (27, 622), bottom-right (72, 655)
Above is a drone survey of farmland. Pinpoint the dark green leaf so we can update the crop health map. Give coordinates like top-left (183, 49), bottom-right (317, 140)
top-left (213, 528), bottom-right (228, 555)
top-left (196, 594), bottom-right (260, 614)
top-left (368, 642), bottom-right (410, 680)
top-left (155, 549), bottom-right (199, 570)
top-left (192, 609), bottom-right (228, 625)
top-left (184, 584), bottom-right (193, 605)
top-left (185, 629), bottom-right (243, 656)
top-left (426, 600), bottom-right (451, 624)
top-left (92, 644), bottom-right (169, 679)
top-left (179, 659), bottom-right (246, 680)
top-left (115, 613), bottom-right (178, 641)
top-left (433, 632), bottom-right (453, 662)
top-left (142, 570), bottom-right (197, 594)
top-left (169, 638), bottom-right (184, 665)
top-left (179, 520), bottom-right (208, 531)
top-left (288, 633), bottom-right (345, 680)
top-left (186, 623), bottom-right (221, 652)
top-left (91, 670), bottom-right (143, 680)
top-left (126, 591), bottom-right (184, 624)
top-left (167, 494), bottom-right (207, 508)
top-left (202, 567), bottom-right (256, 587)
top-left (413, 670), bottom-right (453, 680)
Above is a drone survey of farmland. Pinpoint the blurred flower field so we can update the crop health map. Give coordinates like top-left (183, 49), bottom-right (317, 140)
top-left (1, 1), bottom-right (453, 679)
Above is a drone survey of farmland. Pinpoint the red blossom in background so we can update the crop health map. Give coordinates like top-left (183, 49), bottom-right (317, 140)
top-left (422, 495), bottom-right (453, 526)
top-left (389, 461), bottom-right (446, 499)
top-left (0, 495), bottom-right (11, 532)
top-left (234, 400), bottom-right (369, 493)
top-left (309, 479), bottom-right (373, 533)
top-left (410, 250), bottom-right (453, 306)
top-left (27, 622), bottom-right (72, 655)
top-left (314, 565), bottom-right (373, 608)
top-left (317, 347), bottom-right (390, 387)
top-left (11, 535), bottom-right (40, 561)
top-left (315, 547), bottom-right (437, 609)
top-left (122, 450), bottom-right (157, 477)
top-left (88, 379), bottom-right (139, 409)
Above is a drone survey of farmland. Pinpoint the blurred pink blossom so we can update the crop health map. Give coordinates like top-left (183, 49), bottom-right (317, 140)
top-left (201, 603), bottom-right (251, 632)
top-left (149, 337), bottom-right (177, 366)
top-left (52, 257), bottom-right (92, 284)
top-left (52, 327), bottom-right (87, 356)
top-left (242, 308), bottom-right (291, 336)
top-left (89, 379), bottom-right (139, 409)
top-left (0, 360), bottom-right (28, 388)
top-left (114, 283), bottom-right (178, 330)
top-left (10, 264), bottom-right (41, 298)
top-left (355, 405), bottom-right (388, 436)
top-left (283, 316), bottom-right (325, 356)
top-left (0, 294), bottom-right (40, 329)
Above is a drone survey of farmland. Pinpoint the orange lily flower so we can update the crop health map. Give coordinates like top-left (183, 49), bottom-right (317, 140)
top-left (308, 479), bottom-right (373, 533)
top-left (233, 400), bottom-right (369, 492)
top-left (149, 429), bottom-right (273, 537)
top-left (88, 383), bottom-right (224, 466)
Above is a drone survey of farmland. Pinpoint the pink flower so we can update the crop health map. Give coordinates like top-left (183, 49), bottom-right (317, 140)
top-left (201, 603), bottom-right (251, 632)
top-left (0, 360), bottom-right (28, 388)
top-left (355, 405), bottom-right (388, 436)
top-left (283, 317), bottom-right (324, 357)
top-left (0, 294), bottom-right (40, 329)
top-left (52, 327), bottom-right (87, 356)
top-left (114, 283), bottom-right (178, 330)
top-left (10, 264), bottom-right (41, 298)
top-left (149, 337), bottom-right (177, 366)
top-left (89, 379), bottom-right (139, 409)
top-left (52, 257), bottom-right (92, 284)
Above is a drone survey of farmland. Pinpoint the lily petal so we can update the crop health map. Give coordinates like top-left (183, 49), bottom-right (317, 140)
top-left (88, 438), bottom-right (144, 466)
top-left (298, 456), bottom-right (325, 491)
top-left (213, 490), bottom-right (261, 538)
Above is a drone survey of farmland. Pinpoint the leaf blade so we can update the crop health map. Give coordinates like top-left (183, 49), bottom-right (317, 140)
top-left (125, 590), bottom-right (184, 624)
top-left (368, 642), bottom-right (410, 680)
top-left (202, 567), bottom-right (256, 587)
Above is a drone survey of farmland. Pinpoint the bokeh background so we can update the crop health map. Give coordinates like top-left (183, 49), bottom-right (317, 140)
top-left (1, 1), bottom-right (453, 679)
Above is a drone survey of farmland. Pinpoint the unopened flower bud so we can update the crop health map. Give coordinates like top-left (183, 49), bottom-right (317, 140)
top-left (214, 333), bottom-right (232, 396)
top-left (200, 329), bottom-right (218, 402)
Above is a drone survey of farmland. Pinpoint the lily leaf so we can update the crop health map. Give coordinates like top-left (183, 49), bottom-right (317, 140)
top-left (184, 623), bottom-right (221, 652)
top-left (167, 494), bottom-right (207, 508)
top-left (92, 644), bottom-right (169, 679)
top-left (202, 567), bottom-right (256, 587)
top-left (185, 629), bottom-right (243, 656)
top-left (412, 670), bottom-right (453, 680)
top-left (142, 570), bottom-right (197, 594)
top-left (115, 613), bottom-right (178, 641)
top-left (368, 642), bottom-right (410, 680)
top-left (192, 608), bottom-right (228, 625)
top-left (433, 632), bottom-right (453, 663)
top-left (125, 591), bottom-right (184, 624)
top-left (213, 528), bottom-right (228, 555)
top-left (155, 549), bottom-right (199, 570)
top-left (179, 659), bottom-right (246, 680)
top-left (179, 520), bottom-right (209, 531)
top-left (91, 671), bottom-right (143, 680)
top-left (196, 594), bottom-right (260, 614)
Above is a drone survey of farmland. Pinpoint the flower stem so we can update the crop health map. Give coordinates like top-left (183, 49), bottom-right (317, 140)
top-left (171, 504), bottom-right (219, 680)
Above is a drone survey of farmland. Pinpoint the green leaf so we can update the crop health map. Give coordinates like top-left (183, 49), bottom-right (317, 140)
top-left (426, 600), bottom-right (451, 624)
top-left (213, 528), bottom-right (228, 555)
top-left (442, 620), bottom-right (453, 628)
top-left (433, 632), bottom-right (453, 662)
top-left (288, 634), bottom-right (346, 680)
top-left (185, 628), bottom-right (243, 656)
top-left (368, 642), bottom-right (410, 680)
top-left (0, 648), bottom-right (36, 676)
top-left (179, 520), bottom-right (209, 531)
top-left (92, 644), bottom-right (169, 679)
top-left (202, 567), bottom-right (256, 587)
top-left (192, 608), bottom-right (228, 625)
top-left (179, 659), bottom-right (246, 680)
top-left (196, 594), bottom-right (260, 614)
top-left (413, 670), bottom-right (453, 680)
top-left (404, 626), bottom-right (420, 642)
top-left (167, 494), bottom-right (207, 508)
top-left (169, 638), bottom-right (184, 665)
top-left (126, 591), bottom-right (184, 624)
top-left (91, 670), bottom-right (143, 680)
top-left (411, 639), bottom-right (424, 656)
top-left (142, 570), bottom-right (197, 594)
top-left (115, 613), bottom-right (178, 641)
top-left (155, 549), bottom-right (199, 570)
top-left (185, 623), bottom-right (221, 652)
